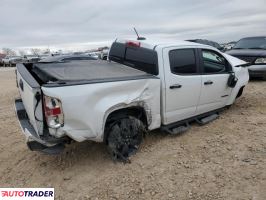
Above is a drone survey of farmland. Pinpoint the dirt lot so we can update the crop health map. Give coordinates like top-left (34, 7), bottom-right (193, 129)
top-left (0, 67), bottom-right (266, 200)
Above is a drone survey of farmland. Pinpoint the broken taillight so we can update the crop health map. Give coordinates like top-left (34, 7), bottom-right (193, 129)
top-left (43, 95), bottom-right (64, 129)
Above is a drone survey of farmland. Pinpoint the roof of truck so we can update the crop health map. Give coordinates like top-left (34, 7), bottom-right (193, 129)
top-left (115, 38), bottom-right (205, 50)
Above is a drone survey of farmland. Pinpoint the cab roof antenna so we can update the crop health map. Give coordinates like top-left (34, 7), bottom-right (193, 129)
top-left (133, 28), bottom-right (146, 40)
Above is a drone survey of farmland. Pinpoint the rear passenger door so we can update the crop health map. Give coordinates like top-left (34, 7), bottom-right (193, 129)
top-left (197, 49), bottom-right (233, 114)
top-left (163, 47), bottom-right (202, 124)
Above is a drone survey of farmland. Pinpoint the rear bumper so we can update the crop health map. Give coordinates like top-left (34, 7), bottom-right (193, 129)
top-left (14, 98), bottom-right (66, 153)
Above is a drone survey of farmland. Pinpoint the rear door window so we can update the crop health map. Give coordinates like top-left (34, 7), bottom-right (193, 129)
top-left (169, 49), bottom-right (198, 75)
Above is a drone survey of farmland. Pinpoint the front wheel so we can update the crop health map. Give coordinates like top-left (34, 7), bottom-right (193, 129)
top-left (106, 116), bottom-right (145, 162)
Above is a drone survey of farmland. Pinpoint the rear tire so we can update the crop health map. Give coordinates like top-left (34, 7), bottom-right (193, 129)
top-left (106, 116), bottom-right (144, 162)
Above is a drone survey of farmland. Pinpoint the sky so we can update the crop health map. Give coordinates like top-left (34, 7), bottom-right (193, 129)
top-left (0, 0), bottom-right (265, 51)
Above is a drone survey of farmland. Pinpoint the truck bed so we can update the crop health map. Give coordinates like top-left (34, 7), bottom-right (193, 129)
top-left (31, 60), bottom-right (155, 86)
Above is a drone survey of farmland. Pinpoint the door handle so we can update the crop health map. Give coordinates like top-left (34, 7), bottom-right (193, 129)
top-left (170, 84), bottom-right (182, 89)
top-left (204, 81), bottom-right (213, 85)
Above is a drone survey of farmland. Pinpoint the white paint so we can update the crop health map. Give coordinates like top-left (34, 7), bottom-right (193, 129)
top-left (42, 79), bottom-right (161, 142)
top-left (17, 39), bottom-right (249, 145)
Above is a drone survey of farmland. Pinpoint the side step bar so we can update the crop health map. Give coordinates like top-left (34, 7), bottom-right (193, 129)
top-left (161, 122), bottom-right (190, 135)
top-left (162, 108), bottom-right (224, 135)
top-left (196, 113), bottom-right (219, 125)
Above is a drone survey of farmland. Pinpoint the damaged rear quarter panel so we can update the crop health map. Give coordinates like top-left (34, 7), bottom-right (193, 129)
top-left (41, 78), bottom-right (161, 142)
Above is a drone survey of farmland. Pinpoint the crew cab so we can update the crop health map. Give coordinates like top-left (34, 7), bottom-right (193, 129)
top-left (15, 38), bottom-right (249, 161)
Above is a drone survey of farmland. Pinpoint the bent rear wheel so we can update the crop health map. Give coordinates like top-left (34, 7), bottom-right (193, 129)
top-left (106, 116), bottom-right (144, 162)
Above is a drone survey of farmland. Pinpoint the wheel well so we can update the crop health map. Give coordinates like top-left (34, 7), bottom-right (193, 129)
top-left (103, 106), bottom-right (148, 143)
top-left (236, 86), bottom-right (245, 98)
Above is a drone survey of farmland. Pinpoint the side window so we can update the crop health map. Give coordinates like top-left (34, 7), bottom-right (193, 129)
top-left (169, 49), bottom-right (197, 75)
top-left (202, 50), bottom-right (227, 73)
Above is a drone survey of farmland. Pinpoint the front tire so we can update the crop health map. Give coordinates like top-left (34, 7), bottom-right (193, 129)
top-left (106, 116), bottom-right (144, 162)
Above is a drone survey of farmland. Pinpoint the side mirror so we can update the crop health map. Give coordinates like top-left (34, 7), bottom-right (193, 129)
top-left (227, 72), bottom-right (238, 88)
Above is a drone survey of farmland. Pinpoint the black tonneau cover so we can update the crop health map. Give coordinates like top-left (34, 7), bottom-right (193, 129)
top-left (32, 60), bottom-right (155, 86)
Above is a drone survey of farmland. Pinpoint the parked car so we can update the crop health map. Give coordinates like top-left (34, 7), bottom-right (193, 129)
top-left (85, 52), bottom-right (99, 59)
top-left (39, 54), bottom-right (97, 63)
top-left (14, 38), bottom-right (249, 161)
top-left (99, 49), bottom-right (109, 60)
top-left (226, 36), bottom-right (266, 80)
top-left (187, 39), bottom-right (225, 51)
top-left (0, 53), bottom-right (6, 66)
top-left (23, 55), bottom-right (41, 63)
top-left (38, 54), bottom-right (50, 60)
top-left (2, 56), bottom-right (23, 67)
top-left (224, 41), bottom-right (237, 51)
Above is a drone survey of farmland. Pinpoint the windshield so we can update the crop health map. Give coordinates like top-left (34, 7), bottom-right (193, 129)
top-left (233, 37), bottom-right (266, 49)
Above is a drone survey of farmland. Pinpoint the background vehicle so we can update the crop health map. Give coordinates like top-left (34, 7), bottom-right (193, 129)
top-left (223, 41), bottom-right (237, 51)
top-left (39, 54), bottom-right (97, 63)
top-left (0, 53), bottom-right (6, 66)
top-left (226, 36), bottom-right (266, 80)
top-left (100, 49), bottom-right (109, 60)
top-left (23, 55), bottom-right (41, 63)
top-left (187, 39), bottom-right (225, 51)
top-left (85, 52), bottom-right (99, 59)
top-left (15, 39), bottom-right (249, 161)
top-left (2, 56), bottom-right (23, 67)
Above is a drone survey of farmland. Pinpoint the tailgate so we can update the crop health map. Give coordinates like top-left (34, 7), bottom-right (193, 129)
top-left (16, 64), bottom-right (44, 135)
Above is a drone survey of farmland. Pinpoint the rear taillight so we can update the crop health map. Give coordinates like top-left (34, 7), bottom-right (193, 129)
top-left (43, 95), bottom-right (64, 129)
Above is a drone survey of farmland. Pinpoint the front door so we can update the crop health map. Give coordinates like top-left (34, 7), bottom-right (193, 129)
top-left (197, 49), bottom-right (233, 114)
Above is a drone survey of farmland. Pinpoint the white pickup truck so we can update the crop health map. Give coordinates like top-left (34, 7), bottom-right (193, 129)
top-left (15, 38), bottom-right (249, 161)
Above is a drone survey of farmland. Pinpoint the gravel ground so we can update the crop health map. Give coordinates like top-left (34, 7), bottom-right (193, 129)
top-left (0, 67), bottom-right (266, 200)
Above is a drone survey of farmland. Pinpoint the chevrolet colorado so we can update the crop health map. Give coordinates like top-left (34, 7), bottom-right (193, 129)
top-left (15, 38), bottom-right (249, 160)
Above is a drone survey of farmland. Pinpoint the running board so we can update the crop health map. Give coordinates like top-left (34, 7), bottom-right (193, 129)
top-left (196, 113), bottom-right (219, 125)
top-left (161, 122), bottom-right (190, 135)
